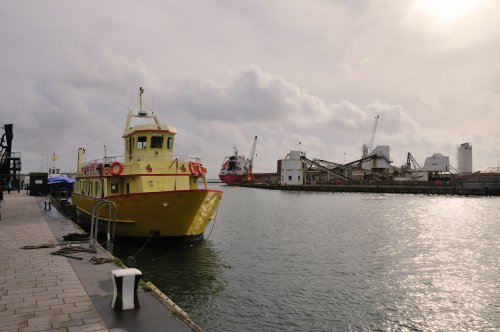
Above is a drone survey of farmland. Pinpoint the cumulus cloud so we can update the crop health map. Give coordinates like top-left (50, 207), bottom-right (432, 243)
top-left (159, 66), bottom-right (471, 173)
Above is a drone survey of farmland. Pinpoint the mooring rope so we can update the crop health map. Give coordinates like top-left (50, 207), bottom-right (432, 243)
top-left (127, 231), bottom-right (158, 267)
top-left (203, 203), bottom-right (220, 242)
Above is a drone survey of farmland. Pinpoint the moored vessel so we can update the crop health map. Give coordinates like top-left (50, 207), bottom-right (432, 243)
top-left (219, 136), bottom-right (258, 184)
top-left (219, 136), bottom-right (279, 185)
top-left (71, 87), bottom-right (223, 242)
top-left (219, 146), bottom-right (255, 184)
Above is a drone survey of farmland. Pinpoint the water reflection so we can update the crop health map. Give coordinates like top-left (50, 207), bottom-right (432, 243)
top-left (110, 191), bottom-right (500, 332)
top-left (382, 197), bottom-right (499, 331)
top-left (112, 239), bottom-right (227, 322)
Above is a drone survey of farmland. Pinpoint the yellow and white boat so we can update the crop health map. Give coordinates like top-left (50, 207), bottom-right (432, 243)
top-left (71, 88), bottom-right (223, 242)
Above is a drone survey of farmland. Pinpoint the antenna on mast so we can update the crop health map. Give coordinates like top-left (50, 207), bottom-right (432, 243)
top-left (138, 87), bottom-right (147, 116)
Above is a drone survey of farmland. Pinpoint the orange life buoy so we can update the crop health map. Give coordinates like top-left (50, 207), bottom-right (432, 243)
top-left (109, 162), bottom-right (123, 176)
top-left (198, 163), bottom-right (207, 175)
top-left (188, 161), bottom-right (199, 175)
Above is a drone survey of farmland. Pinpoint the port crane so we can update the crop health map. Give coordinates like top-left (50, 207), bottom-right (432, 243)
top-left (406, 152), bottom-right (422, 171)
top-left (248, 136), bottom-right (257, 175)
top-left (368, 115), bottom-right (380, 152)
top-left (362, 115), bottom-right (380, 158)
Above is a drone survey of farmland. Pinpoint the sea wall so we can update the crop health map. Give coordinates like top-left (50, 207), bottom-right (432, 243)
top-left (235, 179), bottom-right (500, 196)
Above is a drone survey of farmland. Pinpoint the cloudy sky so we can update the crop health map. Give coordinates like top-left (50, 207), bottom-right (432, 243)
top-left (1, 0), bottom-right (499, 177)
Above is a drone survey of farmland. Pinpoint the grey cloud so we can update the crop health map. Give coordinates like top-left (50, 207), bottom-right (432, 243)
top-left (1, 0), bottom-right (499, 175)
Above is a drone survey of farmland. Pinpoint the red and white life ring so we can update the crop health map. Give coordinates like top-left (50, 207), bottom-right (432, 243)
top-left (188, 161), bottom-right (199, 175)
top-left (198, 163), bottom-right (207, 175)
top-left (109, 162), bottom-right (123, 176)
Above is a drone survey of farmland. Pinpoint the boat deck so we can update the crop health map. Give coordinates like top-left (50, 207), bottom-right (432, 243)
top-left (0, 191), bottom-right (194, 332)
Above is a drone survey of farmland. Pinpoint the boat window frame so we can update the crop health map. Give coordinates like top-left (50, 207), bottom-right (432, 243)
top-left (151, 135), bottom-right (163, 149)
top-left (167, 137), bottom-right (173, 149)
top-left (128, 137), bottom-right (133, 156)
top-left (137, 136), bottom-right (147, 149)
top-left (111, 182), bottom-right (119, 194)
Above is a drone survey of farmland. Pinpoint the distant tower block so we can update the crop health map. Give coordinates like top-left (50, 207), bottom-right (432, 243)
top-left (457, 142), bottom-right (473, 175)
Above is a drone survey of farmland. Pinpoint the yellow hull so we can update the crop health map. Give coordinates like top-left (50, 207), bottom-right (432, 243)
top-left (71, 190), bottom-right (222, 238)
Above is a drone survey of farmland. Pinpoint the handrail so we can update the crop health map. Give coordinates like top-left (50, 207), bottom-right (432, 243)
top-left (80, 154), bottom-right (202, 169)
top-left (78, 155), bottom-right (206, 177)
top-left (89, 199), bottom-right (117, 254)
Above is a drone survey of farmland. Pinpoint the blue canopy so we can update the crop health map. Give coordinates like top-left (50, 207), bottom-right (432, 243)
top-left (48, 175), bottom-right (75, 184)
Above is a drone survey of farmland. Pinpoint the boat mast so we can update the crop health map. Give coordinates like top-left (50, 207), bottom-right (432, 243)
top-left (124, 87), bottom-right (161, 130)
top-left (139, 87), bottom-right (146, 116)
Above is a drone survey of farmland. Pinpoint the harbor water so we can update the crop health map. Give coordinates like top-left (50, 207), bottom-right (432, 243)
top-left (113, 185), bottom-right (500, 331)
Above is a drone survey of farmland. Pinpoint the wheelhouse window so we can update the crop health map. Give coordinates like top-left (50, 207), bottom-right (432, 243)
top-left (167, 137), bottom-right (174, 149)
top-left (151, 136), bottom-right (163, 148)
top-left (137, 136), bottom-right (147, 149)
top-left (111, 183), bottom-right (119, 194)
top-left (128, 138), bottom-right (133, 154)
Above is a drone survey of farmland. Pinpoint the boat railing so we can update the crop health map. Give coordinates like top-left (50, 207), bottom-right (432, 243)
top-left (127, 154), bottom-right (202, 163)
top-left (79, 154), bottom-right (203, 176)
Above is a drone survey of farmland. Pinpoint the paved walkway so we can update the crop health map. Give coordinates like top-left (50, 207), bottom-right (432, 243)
top-left (0, 192), bottom-right (193, 332)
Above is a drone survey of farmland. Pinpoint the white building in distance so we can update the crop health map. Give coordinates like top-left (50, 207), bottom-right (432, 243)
top-left (457, 143), bottom-right (472, 175)
top-left (280, 150), bottom-right (304, 185)
top-left (423, 153), bottom-right (450, 172)
top-left (361, 145), bottom-right (391, 170)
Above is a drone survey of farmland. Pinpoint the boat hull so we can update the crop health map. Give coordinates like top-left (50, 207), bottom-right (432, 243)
top-left (71, 190), bottom-right (222, 239)
top-left (219, 173), bottom-right (278, 185)
top-left (219, 174), bottom-right (254, 184)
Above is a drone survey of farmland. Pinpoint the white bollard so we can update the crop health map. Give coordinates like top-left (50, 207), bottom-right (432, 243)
top-left (111, 268), bottom-right (142, 310)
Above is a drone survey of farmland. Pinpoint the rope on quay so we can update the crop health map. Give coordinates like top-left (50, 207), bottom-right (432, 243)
top-left (62, 232), bottom-right (90, 242)
top-left (19, 243), bottom-right (58, 249)
top-left (19, 241), bottom-right (112, 263)
top-left (144, 281), bottom-right (203, 332)
top-left (50, 244), bottom-right (97, 260)
top-left (89, 256), bottom-right (114, 264)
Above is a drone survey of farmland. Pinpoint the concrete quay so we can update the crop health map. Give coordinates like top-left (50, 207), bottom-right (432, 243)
top-left (236, 180), bottom-right (500, 196)
top-left (0, 192), bottom-right (194, 332)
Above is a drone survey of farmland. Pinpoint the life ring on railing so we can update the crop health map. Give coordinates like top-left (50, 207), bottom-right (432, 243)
top-left (109, 162), bottom-right (123, 176)
top-left (198, 163), bottom-right (207, 175)
top-left (188, 161), bottom-right (199, 175)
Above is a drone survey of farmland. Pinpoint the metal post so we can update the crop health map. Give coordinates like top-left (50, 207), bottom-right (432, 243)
top-left (89, 199), bottom-right (117, 254)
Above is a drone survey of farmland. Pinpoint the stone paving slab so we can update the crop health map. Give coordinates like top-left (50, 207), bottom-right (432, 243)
top-left (0, 192), bottom-right (108, 332)
top-left (1, 192), bottom-right (193, 332)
